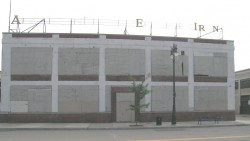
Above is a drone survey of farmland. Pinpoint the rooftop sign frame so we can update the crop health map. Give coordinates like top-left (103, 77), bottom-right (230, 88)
top-left (9, 15), bottom-right (223, 39)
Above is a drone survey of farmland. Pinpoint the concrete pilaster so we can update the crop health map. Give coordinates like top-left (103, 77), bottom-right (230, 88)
top-left (145, 48), bottom-right (152, 112)
top-left (99, 48), bottom-right (106, 112)
top-left (227, 51), bottom-right (235, 110)
top-left (188, 49), bottom-right (195, 111)
top-left (51, 46), bottom-right (58, 112)
top-left (1, 43), bottom-right (11, 112)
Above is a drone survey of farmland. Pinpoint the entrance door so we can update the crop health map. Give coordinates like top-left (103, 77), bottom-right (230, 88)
top-left (240, 95), bottom-right (250, 114)
top-left (116, 93), bottom-right (135, 122)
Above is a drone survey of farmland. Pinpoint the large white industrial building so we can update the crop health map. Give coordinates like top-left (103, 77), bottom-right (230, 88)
top-left (0, 33), bottom-right (235, 122)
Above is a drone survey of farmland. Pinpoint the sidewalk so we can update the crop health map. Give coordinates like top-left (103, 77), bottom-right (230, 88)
top-left (0, 115), bottom-right (249, 130)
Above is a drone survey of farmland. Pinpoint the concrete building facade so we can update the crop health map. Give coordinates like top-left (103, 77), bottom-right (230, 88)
top-left (235, 69), bottom-right (250, 114)
top-left (0, 33), bottom-right (235, 122)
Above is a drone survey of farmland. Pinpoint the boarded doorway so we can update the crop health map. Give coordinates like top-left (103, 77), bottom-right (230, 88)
top-left (111, 87), bottom-right (135, 122)
top-left (116, 93), bottom-right (135, 122)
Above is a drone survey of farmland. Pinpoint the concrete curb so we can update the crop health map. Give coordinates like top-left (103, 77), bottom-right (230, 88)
top-left (0, 123), bottom-right (249, 131)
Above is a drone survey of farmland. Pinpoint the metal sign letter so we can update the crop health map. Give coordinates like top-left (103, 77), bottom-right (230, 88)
top-left (136, 19), bottom-right (143, 27)
top-left (213, 26), bottom-right (219, 32)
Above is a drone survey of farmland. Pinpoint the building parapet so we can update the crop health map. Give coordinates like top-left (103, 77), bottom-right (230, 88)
top-left (3, 33), bottom-right (233, 45)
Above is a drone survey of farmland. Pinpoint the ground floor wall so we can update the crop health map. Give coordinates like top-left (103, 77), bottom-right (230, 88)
top-left (0, 84), bottom-right (235, 122)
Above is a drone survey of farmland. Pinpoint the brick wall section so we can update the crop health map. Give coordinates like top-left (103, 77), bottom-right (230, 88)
top-left (12, 33), bottom-right (53, 38)
top-left (0, 113), bottom-right (111, 123)
top-left (59, 34), bottom-right (99, 38)
top-left (11, 75), bottom-right (51, 81)
top-left (140, 111), bottom-right (235, 122)
top-left (194, 76), bottom-right (227, 82)
top-left (151, 36), bottom-right (188, 42)
top-left (0, 111), bottom-right (234, 123)
top-left (194, 39), bottom-right (227, 44)
top-left (106, 75), bottom-right (145, 81)
top-left (106, 34), bottom-right (145, 40)
top-left (58, 75), bottom-right (99, 81)
top-left (152, 76), bottom-right (188, 82)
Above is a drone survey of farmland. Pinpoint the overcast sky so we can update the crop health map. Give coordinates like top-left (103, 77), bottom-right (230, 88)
top-left (0, 0), bottom-right (249, 71)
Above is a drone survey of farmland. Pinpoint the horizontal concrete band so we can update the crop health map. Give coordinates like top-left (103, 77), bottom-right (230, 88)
top-left (11, 75), bottom-right (227, 82)
top-left (0, 111), bottom-right (235, 123)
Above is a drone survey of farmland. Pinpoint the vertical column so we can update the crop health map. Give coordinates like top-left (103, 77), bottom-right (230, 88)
top-left (238, 80), bottom-right (241, 96)
top-left (99, 47), bottom-right (106, 112)
top-left (1, 42), bottom-right (11, 112)
top-left (145, 48), bottom-right (152, 112)
top-left (227, 51), bottom-right (235, 110)
top-left (188, 48), bottom-right (195, 111)
top-left (51, 45), bottom-right (58, 112)
top-left (236, 80), bottom-right (241, 114)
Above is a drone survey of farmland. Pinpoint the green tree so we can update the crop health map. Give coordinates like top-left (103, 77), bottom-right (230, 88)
top-left (129, 76), bottom-right (150, 125)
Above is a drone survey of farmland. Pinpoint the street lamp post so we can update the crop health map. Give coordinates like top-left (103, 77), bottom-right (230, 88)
top-left (170, 43), bottom-right (178, 125)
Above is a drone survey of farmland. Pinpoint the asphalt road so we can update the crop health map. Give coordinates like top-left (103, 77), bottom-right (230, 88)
top-left (0, 126), bottom-right (249, 141)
